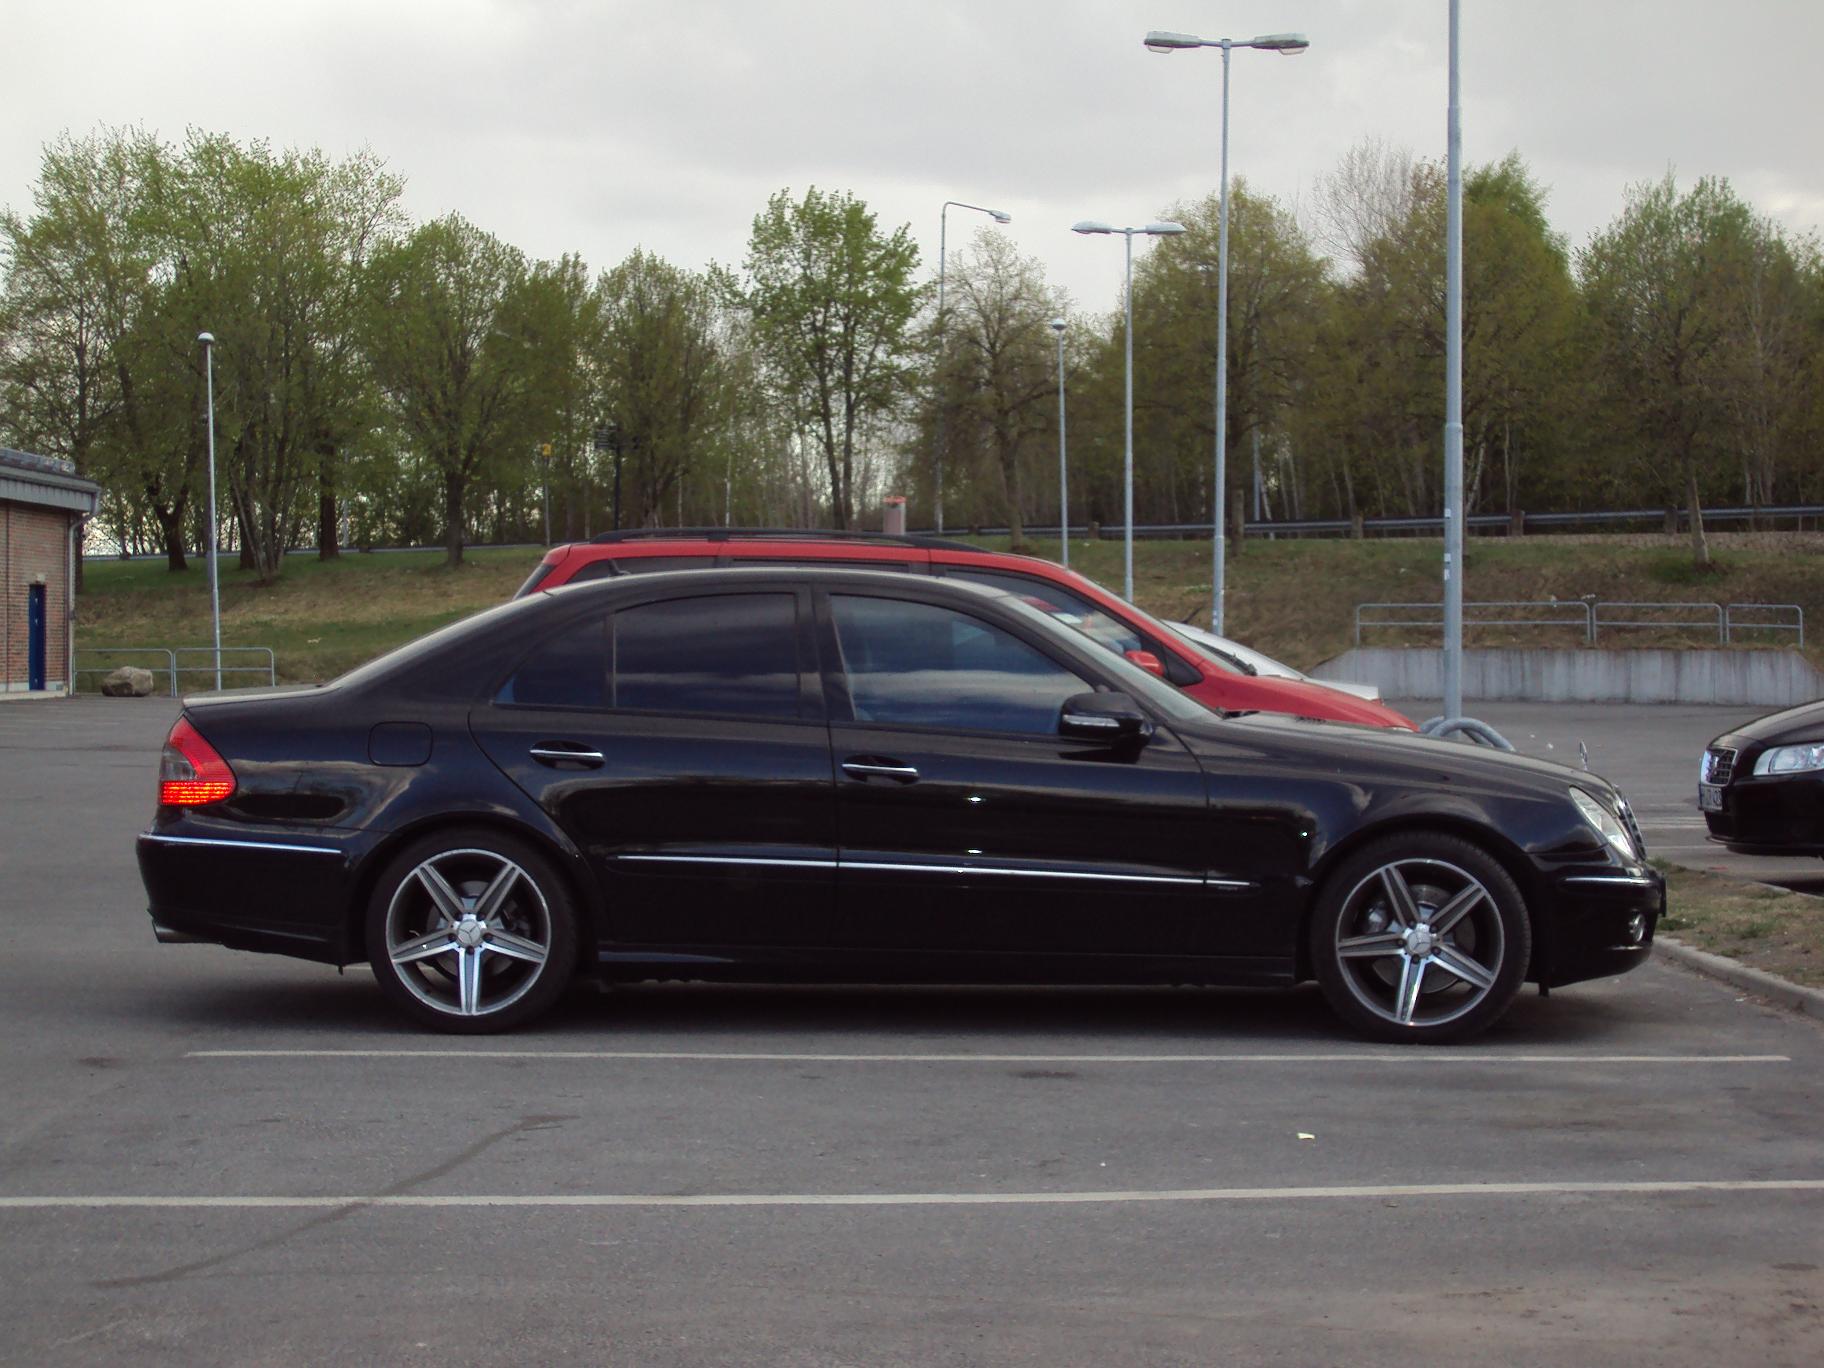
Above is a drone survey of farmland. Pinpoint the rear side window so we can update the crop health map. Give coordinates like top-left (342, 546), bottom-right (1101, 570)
top-left (500, 618), bottom-right (609, 708)
top-left (612, 594), bottom-right (801, 718)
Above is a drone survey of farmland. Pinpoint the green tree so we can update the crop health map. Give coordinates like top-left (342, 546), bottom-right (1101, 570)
top-left (928, 230), bottom-right (1063, 546)
top-left (161, 133), bottom-right (403, 580)
top-left (589, 249), bottom-right (730, 528)
top-left (742, 187), bottom-right (921, 528)
top-left (1580, 174), bottom-right (1758, 566)
top-left (363, 214), bottom-right (547, 566)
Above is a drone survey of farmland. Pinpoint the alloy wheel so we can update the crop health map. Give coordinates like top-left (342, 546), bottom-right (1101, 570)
top-left (382, 847), bottom-right (553, 1019)
top-left (1332, 856), bottom-right (1506, 1031)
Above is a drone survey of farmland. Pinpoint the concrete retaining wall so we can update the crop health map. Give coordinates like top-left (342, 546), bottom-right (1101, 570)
top-left (1310, 647), bottom-right (1824, 706)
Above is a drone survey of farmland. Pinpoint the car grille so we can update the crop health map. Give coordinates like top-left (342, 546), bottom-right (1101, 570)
top-left (1616, 796), bottom-right (1646, 858)
top-left (1703, 747), bottom-right (1738, 786)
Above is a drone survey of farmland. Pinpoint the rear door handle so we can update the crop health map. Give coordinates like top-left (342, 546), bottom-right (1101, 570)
top-left (530, 743), bottom-right (605, 768)
top-left (841, 758), bottom-right (920, 783)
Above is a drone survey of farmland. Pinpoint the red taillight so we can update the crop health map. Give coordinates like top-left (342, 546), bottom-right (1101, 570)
top-left (159, 717), bottom-right (236, 806)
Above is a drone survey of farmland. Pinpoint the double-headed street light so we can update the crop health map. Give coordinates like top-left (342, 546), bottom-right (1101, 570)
top-left (1051, 317), bottom-right (1068, 568)
top-left (1072, 218), bottom-right (1186, 602)
top-left (934, 200), bottom-right (1011, 535)
top-left (1145, 28), bottom-right (1310, 634)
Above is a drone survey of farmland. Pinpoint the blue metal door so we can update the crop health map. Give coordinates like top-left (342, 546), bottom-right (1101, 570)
top-left (27, 584), bottom-right (46, 691)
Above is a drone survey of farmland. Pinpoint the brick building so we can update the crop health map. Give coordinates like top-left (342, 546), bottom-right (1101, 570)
top-left (1, 448), bottom-right (101, 697)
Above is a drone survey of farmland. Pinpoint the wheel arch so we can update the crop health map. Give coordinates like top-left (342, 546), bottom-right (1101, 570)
top-left (1294, 814), bottom-right (1551, 984)
top-left (342, 811), bottom-right (602, 974)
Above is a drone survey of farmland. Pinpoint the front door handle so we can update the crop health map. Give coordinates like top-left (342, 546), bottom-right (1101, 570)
top-left (530, 743), bottom-right (605, 768)
top-left (841, 758), bottom-right (920, 783)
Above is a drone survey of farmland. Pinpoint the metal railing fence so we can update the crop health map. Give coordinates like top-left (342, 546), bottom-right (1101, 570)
top-left (1355, 600), bottom-right (1804, 649)
top-left (75, 646), bottom-right (277, 697)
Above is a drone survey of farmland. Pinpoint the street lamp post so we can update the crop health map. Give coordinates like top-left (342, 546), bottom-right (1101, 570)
top-left (1051, 317), bottom-right (1068, 568)
top-left (1443, 0), bottom-right (1466, 722)
top-left (1145, 27), bottom-right (1310, 634)
top-left (197, 332), bottom-right (222, 691)
top-left (1071, 219), bottom-right (1187, 602)
top-left (934, 200), bottom-right (1010, 535)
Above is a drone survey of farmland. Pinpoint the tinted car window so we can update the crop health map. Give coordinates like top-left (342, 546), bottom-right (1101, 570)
top-left (945, 568), bottom-right (1145, 654)
top-left (831, 595), bottom-right (1089, 735)
top-left (612, 593), bottom-right (800, 718)
top-left (499, 617), bottom-right (609, 709)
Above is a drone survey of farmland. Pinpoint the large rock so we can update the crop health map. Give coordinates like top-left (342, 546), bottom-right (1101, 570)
top-left (100, 666), bottom-right (155, 697)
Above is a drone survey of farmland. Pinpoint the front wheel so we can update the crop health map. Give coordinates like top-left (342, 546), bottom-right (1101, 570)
top-left (1309, 833), bottom-right (1531, 1044)
top-left (365, 829), bottom-right (580, 1033)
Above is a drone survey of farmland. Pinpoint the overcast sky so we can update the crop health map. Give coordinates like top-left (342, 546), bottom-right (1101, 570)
top-left (6, 0), bottom-right (1821, 315)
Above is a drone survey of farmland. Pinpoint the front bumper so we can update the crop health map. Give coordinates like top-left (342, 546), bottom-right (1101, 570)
top-left (1702, 771), bottom-right (1824, 856)
top-left (1541, 867), bottom-right (1663, 988)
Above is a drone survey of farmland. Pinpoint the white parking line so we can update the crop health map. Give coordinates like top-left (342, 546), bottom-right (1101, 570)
top-left (185, 1049), bottom-right (1792, 1065)
top-left (3, 1179), bottom-right (1823, 1211)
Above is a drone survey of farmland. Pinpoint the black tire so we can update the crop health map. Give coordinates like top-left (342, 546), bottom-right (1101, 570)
top-left (365, 827), bottom-right (580, 1033)
top-left (1308, 831), bottom-right (1531, 1044)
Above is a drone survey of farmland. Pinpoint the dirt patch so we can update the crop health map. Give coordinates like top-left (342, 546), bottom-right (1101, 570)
top-left (1657, 863), bottom-right (1824, 989)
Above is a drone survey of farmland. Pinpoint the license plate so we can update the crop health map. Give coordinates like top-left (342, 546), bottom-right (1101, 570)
top-left (1699, 783), bottom-right (1725, 812)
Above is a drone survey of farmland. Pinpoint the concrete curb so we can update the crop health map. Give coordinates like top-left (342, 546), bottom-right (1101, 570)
top-left (1655, 935), bottom-right (1824, 1022)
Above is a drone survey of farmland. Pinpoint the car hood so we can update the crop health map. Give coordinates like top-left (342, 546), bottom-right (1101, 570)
top-left (1710, 697), bottom-right (1824, 749)
top-left (1218, 673), bottom-right (1416, 730)
top-left (1174, 708), bottom-right (1616, 803)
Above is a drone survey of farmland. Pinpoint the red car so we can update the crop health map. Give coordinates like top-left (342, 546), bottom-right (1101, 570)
top-left (516, 530), bottom-right (1416, 730)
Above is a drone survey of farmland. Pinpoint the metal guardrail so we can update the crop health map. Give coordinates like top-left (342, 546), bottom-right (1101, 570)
top-left (74, 647), bottom-right (179, 697)
top-left (1355, 601), bottom-right (1598, 646)
top-left (75, 646), bottom-right (276, 697)
top-left (1356, 600), bottom-right (1805, 649)
top-left (83, 503), bottom-right (1824, 560)
top-left (1723, 602), bottom-right (1804, 646)
top-left (958, 504), bottom-right (1824, 542)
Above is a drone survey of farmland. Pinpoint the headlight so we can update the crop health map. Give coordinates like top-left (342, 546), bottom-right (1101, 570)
top-left (1570, 787), bottom-right (1636, 861)
top-left (1753, 742), bottom-right (1824, 776)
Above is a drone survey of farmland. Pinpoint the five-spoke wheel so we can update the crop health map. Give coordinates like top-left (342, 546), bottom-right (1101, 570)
top-left (1310, 833), bottom-right (1531, 1043)
top-left (366, 830), bottom-right (578, 1032)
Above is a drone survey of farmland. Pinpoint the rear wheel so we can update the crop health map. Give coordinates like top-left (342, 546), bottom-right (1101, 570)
top-left (1309, 832), bottom-right (1530, 1044)
top-left (365, 829), bottom-right (579, 1033)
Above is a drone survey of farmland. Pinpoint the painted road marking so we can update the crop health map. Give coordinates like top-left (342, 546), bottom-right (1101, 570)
top-left (3, 1179), bottom-right (1823, 1211)
top-left (185, 1049), bottom-right (1792, 1065)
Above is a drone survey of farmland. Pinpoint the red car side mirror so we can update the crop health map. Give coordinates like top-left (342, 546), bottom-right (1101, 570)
top-left (1124, 649), bottom-right (1165, 678)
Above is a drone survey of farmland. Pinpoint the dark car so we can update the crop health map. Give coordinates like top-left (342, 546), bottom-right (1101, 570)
top-left (515, 529), bottom-right (1418, 731)
top-left (1701, 698), bottom-right (1824, 855)
top-left (140, 567), bottom-right (1660, 1043)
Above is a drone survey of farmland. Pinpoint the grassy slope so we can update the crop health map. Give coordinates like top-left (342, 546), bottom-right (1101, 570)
top-left (73, 531), bottom-right (1824, 687)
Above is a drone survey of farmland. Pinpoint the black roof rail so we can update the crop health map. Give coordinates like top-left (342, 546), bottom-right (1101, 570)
top-left (585, 527), bottom-right (982, 553)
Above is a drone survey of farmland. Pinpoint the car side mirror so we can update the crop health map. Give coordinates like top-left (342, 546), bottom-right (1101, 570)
top-left (1123, 649), bottom-right (1165, 677)
top-left (1059, 691), bottom-right (1155, 743)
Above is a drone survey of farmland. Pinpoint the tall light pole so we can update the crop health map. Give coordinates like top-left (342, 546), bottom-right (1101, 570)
top-left (1443, 0), bottom-right (1466, 721)
top-left (934, 200), bottom-right (1011, 535)
top-left (197, 332), bottom-right (222, 692)
top-left (1071, 218), bottom-right (1188, 601)
top-left (1145, 28), bottom-right (1310, 633)
top-left (1051, 317), bottom-right (1068, 567)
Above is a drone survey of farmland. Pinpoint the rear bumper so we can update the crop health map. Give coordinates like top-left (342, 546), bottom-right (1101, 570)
top-left (1540, 869), bottom-right (1663, 988)
top-left (137, 827), bottom-right (370, 965)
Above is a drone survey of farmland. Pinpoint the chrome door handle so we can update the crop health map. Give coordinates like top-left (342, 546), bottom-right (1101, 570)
top-left (530, 745), bottom-right (605, 768)
top-left (842, 759), bottom-right (920, 783)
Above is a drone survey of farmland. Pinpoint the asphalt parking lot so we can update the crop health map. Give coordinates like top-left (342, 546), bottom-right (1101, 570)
top-left (3, 697), bottom-right (1822, 1365)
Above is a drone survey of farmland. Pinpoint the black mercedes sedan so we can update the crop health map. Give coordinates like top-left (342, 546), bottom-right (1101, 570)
top-left (1701, 698), bottom-right (1824, 856)
top-left (139, 567), bottom-right (1661, 1042)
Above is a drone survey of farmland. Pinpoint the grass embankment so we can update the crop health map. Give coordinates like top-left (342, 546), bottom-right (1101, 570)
top-left (73, 530), bottom-right (1824, 688)
top-left (1658, 863), bottom-right (1824, 989)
